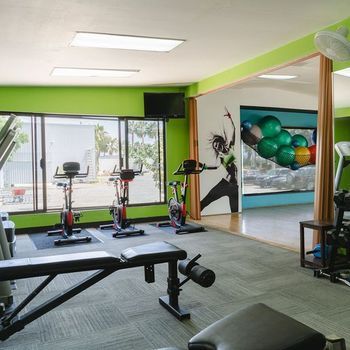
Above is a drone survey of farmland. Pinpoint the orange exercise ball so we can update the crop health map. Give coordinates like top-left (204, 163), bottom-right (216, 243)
top-left (294, 146), bottom-right (311, 166)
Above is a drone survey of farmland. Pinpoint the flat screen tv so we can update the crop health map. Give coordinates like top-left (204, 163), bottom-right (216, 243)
top-left (144, 92), bottom-right (185, 118)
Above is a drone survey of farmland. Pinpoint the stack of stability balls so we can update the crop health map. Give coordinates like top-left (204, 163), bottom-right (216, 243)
top-left (241, 115), bottom-right (316, 170)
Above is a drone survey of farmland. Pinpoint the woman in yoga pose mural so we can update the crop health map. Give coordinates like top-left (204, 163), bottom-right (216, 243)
top-left (200, 108), bottom-right (239, 213)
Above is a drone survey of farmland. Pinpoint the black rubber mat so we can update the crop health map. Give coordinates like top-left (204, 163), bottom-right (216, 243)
top-left (149, 222), bottom-right (177, 234)
top-left (29, 230), bottom-right (101, 250)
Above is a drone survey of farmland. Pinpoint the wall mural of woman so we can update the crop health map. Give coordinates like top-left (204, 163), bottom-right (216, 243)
top-left (200, 108), bottom-right (239, 213)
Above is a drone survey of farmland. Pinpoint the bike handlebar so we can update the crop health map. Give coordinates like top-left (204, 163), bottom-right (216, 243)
top-left (111, 164), bottom-right (143, 176)
top-left (53, 166), bottom-right (89, 179)
top-left (75, 166), bottom-right (89, 178)
top-left (173, 161), bottom-right (218, 175)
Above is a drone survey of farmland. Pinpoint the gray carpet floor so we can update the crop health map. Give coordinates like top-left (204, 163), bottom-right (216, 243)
top-left (4, 224), bottom-right (350, 349)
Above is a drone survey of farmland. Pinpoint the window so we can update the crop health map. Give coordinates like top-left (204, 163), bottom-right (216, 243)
top-left (242, 128), bottom-right (316, 195)
top-left (45, 117), bottom-right (124, 209)
top-left (127, 120), bottom-right (165, 204)
top-left (0, 115), bottom-right (44, 212)
top-left (0, 113), bottom-right (166, 212)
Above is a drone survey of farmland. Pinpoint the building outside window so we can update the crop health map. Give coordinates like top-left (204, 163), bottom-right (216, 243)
top-left (0, 114), bottom-right (165, 212)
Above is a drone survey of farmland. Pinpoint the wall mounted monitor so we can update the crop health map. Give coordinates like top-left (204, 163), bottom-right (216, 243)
top-left (144, 92), bottom-right (185, 118)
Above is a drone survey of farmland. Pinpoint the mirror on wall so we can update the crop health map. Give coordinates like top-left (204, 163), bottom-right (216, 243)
top-left (235, 57), bottom-right (319, 196)
top-left (196, 55), bottom-right (319, 249)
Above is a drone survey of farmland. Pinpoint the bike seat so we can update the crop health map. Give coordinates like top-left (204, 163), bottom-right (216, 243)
top-left (120, 170), bottom-right (135, 181)
top-left (168, 181), bottom-right (180, 186)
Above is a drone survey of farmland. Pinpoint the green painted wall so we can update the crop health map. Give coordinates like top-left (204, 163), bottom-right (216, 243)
top-left (335, 107), bottom-right (350, 118)
top-left (0, 86), bottom-right (189, 229)
top-left (335, 117), bottom-right (350, 190)
top-left (0, 86), bottom-right (184, 116)
top-left (333, 57), bottom-right (350, 73)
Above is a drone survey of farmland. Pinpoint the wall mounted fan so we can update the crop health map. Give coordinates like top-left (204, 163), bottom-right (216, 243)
top-left (314, 26), bottom-right (350, 61)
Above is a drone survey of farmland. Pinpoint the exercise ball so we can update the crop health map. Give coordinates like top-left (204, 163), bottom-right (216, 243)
top-left (258, 115), bottom-right (281, 138)
top-left (291, 134), bottom-right (308, 148)
top-left (250, 124), bottom-right (262, 140)
top-left (312, 129), bottom-right (317, 144)
top-left (257, 137), bottom-right (279, 159)
top-left (308, 144), bottom-right (317, 164)
top-left (241, 120), bottom-right (252, 130)
top-left (273, 129), bottom-right (292, 147)
top-left (294, 146), bottom-right (311, 166)
top-left (241, 128), bottom-right (260, 146)
top-left (275, 146), bottom-right (295, 166)
top-left (290, 161), bottom-right (301, 171)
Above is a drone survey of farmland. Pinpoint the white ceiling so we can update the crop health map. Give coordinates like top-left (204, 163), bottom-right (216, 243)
top-left (229, 55), bottom-right (350, 109)
top-left (229, 57), bottom-right (320, 96)
top-left (1, 0), bottom-right (350, 86)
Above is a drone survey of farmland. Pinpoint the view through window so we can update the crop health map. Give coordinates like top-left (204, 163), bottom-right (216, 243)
top-left (0, 114), bottom-right (165, 212)
top-left (0, 115), bottom-right (40, 212)
top-left (242, 128), bottom-right (316, 195)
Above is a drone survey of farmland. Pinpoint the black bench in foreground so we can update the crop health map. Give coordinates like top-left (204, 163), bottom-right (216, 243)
top-left (0, 241), bottom-right (215, 341)
top-left (157, 303), bottom-right (346, 350)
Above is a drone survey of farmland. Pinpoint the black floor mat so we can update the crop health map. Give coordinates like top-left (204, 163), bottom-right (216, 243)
top-left (149, 222), bottom-right (177, 234)
top-left (150, 222), bottom-right (206, 235)
top-left (29, 230), bottom-right (101, 250)
top-left (98, 225), bottom-right (147, 239)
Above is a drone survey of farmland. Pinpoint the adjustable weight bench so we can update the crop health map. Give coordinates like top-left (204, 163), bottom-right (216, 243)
top-left (0, 241), bottom-right (215, 341)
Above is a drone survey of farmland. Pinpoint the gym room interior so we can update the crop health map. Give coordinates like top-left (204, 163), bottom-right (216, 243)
top-left (0, 2), bottom-right (350, 349)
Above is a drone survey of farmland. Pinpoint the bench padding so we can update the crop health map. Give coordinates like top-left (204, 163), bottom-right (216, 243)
top-left (121, 241), bottom-right (187, 263)
top-left (0, 251), bottom-right (120, 281)
top-left (0, 241), bottom-right (187, 282)
top-left (188, 303), bottom-right (326, 350)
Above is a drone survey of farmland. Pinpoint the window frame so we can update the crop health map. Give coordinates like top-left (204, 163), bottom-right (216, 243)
top-left (0, 111), bottom-right (167, 213)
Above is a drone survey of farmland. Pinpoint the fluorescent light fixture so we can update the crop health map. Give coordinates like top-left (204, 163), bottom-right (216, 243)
top-left (258, 74), bottom-right (297, 80)
top-left (334, 67), bottom-right (350, 77)
top-left (71, 32), bottom-right (184, 52)
top-left (51, 67), bottom-right (139, 77)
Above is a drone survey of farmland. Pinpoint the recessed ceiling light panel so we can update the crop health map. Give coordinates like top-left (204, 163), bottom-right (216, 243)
top-left (51, 67), bottom-right (140, 77)
top-left (71, 32), bottom-right (184, 52)
top-left (334, 68), bottom-right (350, 78)
top-left (258, 74), bottom-right (297, 80)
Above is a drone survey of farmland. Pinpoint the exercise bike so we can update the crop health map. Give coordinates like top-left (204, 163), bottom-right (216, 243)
top-left (312, 142), bottom-right (350, 285)
top-left (100, 164), bottom-right (145, 238)
top-left (47, 162), bottom-right (91, 246)
top-left (160, 159), bottom-right (217, 234)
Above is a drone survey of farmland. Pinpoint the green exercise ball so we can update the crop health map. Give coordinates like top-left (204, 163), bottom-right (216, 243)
top-left (257, 137), bottom-right (279, 159)
top-left (291, 134), bottom-right (308, 148)
top-left (273, 129), bottom-right (292, 147)
top-left (275, 145), bottom-right (295, 166)
top-left (258, 115), bottom-right (282, 138)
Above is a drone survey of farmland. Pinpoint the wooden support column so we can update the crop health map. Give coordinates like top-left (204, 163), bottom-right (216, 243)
top-left (313, 54), bottom-right (334, 244)
top-left (188, 97), bottom-right (201, 220)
